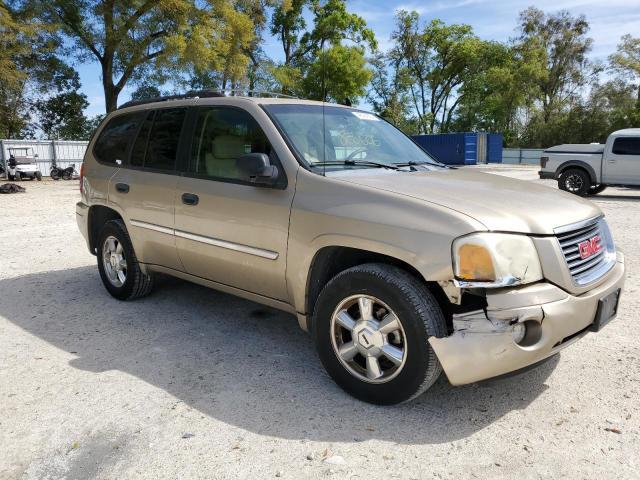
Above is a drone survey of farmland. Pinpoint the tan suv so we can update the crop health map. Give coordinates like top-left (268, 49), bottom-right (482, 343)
top-left (76, 92), bottom-right (626, 405)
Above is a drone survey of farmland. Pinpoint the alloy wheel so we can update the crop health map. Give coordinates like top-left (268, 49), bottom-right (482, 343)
top-left (330, 295), bottom-right (408, 383)
top-left (102, 235), bottom-right (127, 287)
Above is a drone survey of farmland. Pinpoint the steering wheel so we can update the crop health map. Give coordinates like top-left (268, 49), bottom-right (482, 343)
top-left (345, 148), bottom-right (367, 161)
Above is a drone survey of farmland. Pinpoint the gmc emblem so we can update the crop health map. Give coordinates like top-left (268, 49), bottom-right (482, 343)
top-left (579, 235), bottom-right (602, 259)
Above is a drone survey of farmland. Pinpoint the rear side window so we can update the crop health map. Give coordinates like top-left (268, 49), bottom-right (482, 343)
top-left (130, 111), bottom-right (154, 167)
top-left (612, 137), bottom-right (640, 155)
top-left (93, 112), bottom-right (143, 164)
top-left (144, 108), bottom-right (186, 171)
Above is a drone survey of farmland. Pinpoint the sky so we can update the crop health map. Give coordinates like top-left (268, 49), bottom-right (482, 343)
top-left (78, 0), bottom-right (640, 117)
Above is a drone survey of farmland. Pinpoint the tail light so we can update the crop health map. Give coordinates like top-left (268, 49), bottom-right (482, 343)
top-left (540, 156), bottom-right (549, 168)
top-left (79, 163), bottom-right (85, 193)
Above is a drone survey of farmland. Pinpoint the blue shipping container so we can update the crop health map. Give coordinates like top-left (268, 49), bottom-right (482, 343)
top-left (412, 132), bottom-right (503, 165)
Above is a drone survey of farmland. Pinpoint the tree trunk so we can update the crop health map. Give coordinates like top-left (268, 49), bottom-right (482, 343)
top-left (102, 61), bottom-right (120, 113)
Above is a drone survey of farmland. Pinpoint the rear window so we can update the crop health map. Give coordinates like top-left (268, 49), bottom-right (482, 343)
top-left (612, 137), bottom-right (640, 156)
top-left (93, 112), bottom-right (143, 164)
top-left (144, 108), bottom-right (186, 171)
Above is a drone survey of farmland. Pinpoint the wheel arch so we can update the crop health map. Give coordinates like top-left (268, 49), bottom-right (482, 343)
top-left (87, 205), bottom-right (124, 254)
top-left (301, 245), bottom-right (450, 332)
top-left (557, 161), bottom-right (597, 183)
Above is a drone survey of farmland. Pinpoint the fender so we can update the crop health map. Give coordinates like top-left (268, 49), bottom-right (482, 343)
top-left (556, 160), bottom-right (598, 183)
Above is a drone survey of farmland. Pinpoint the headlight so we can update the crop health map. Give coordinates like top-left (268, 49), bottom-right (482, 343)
top-left (452, 233), bottom-right (543, 288)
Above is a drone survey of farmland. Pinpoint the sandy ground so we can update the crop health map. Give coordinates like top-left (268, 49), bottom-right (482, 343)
top-left (0, 171), bottom-right (638, 480)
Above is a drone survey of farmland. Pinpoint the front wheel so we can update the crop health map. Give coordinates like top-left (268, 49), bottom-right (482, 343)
top-left (558, 168), bottom-right (590, 196)
top-left (35, 171), bottom-right (42, 181)
top-left (312, 263), bottom-right (446, 405)
top-left (97, 220), bottom-right (154, 300)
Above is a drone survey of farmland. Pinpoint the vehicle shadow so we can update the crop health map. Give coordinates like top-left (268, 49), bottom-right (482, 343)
top-left (0, 266), bottom-right (559, 445)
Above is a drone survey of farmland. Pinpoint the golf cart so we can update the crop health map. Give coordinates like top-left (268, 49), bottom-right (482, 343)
top-left (6, 147), bottom-right (42, 181)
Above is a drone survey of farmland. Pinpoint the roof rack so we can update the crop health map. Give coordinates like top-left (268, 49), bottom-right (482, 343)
top-left (117, 89), bottom-right (299, 109)
top-left (118, 90), bottom-right (225, 109)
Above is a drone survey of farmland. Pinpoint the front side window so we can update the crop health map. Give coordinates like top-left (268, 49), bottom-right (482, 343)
top-left (189, 107), bottom-right (272, 181)
top-left (144, 108), bottom-right (186, 171)
top-left (93, 112), bottom-right (143, 164)
top-left (612, 137), bottom-right (640, 156)
top-left (264, 104), bottom-right (440, 171)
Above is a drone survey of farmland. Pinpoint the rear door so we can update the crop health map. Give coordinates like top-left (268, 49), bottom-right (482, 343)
top-left (603, 136), bottom-right (640, 185)
top-left (174, 105), bottom-right (294, 300)
top-left (109, 107), bottom-right (188, 271)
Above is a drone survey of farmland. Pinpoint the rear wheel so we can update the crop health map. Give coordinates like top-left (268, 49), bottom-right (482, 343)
top-left (97, 220), bottom-right (153, 300)
top-left (558, 168), bottom-right (590, 196)
top-left (35, 171), bottom-right (42, 181)
top-left (312, 263), bottom-right (446, 405)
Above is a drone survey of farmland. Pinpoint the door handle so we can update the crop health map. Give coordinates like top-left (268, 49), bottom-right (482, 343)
top-left (181, 193), bottom-right (199, 206)
top-left (115, 183), bottom-right (129, 193)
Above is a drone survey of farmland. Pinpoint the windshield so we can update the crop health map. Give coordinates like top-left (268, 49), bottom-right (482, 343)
top-left (264, 104), bottom-right (440, 170)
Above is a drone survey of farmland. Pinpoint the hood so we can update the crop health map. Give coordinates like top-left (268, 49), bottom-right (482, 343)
top-left (329, 168), bottom-right (601, 234)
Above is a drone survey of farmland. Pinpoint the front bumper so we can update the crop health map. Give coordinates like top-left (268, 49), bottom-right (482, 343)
top-left (538, 170), bottom-right (555, 179)
top-left (429, 252), bottom-right (625, 385)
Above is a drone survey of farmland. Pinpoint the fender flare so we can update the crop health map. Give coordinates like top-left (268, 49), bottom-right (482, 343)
top-left (556, 160), bottom-right (597, 184)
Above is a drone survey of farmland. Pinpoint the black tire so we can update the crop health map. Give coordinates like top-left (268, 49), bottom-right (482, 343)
top-left (50, 168), bottom-right (59, 180)
top-left (558, 168), bottom-right (590, 196)
top-left (14, 173), bottom-right (21, 181)
top-left (96, 219), bottom-right (153, 300)
top-left (35, 171), bottom-right (42, 181)
top-left (62, 171), bottom-right (72, 180)
top-left (588, 184), bottom-right (607, 195)
top-left (312, 263), bottom-right (446, 405)
top-left (8, 174), bottom-right (15, 181)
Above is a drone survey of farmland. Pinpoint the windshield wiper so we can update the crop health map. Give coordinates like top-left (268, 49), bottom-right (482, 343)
top-left (310, 160), bottom-right (399, 170)
top-left (394, 160), bottom-right (447, 168)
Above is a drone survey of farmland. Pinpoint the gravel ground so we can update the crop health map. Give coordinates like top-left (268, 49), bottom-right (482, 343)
top-left (1, 171), bottom-right (639, 480)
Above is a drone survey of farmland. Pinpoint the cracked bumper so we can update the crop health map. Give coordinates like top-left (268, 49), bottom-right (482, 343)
top-left (429, 252), bottom-right (625, 386)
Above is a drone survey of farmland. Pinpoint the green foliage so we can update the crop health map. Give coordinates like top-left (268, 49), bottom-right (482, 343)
top-left (302, 45), bottom-right (372, 102)
top-left (269, 0), bottom-right (375, 102)
top-left (388, 12), bottom-right (485, 133)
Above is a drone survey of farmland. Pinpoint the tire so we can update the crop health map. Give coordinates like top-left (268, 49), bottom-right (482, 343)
top-left (62, 171), bottom-right (72, 180)
top-left (35, 171), bottom-right (42, 181)
top-left (50, 168), bottom-right (59, 180)
top-left (312, 263), bottom-right (446, 405)
top-left (588, 184), bottom-right (606, 195)
top-left (96, 219), bottom-right (153, 300)
top-left (14, 173), bottom-right (20, 181)
top-left (8, 174), bottom-right (15, 181)
top-left (558, 168), bottom-right (590, 196)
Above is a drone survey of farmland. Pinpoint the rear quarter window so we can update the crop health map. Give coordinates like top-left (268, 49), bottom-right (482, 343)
top-left (93, 112), bottom-right (144, 165)
top-left (612, 137), bottom-right (640, 156)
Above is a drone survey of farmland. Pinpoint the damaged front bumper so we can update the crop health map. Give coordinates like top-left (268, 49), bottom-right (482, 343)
top-left (429, 252), bottom-right (625, 386)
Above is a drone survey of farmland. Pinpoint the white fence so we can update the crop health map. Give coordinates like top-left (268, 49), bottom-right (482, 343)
top-left (0, 139), bottom-right (89, 177)
top-left (502, 148), bottom-right (545, 165)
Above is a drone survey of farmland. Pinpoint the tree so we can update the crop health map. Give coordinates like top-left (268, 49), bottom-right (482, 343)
top-left (390, 12), bottom-right (483, 134)
top-left (610, 34), bottom-right (640, 104)
top-left (367, 51), bottom-right (417, 133)
top-left (0, 3), bottom-right (36, 138)
top-left (515, 7), bottom-right (595, 124)
top-left (269, 0), bottom-right (376, 101)
top-left (302, 45), bottom-right (372, 102)
top-left (36, 0), bottom-right (254, 112)
top-left (451, 41), bottom-right (543, 144)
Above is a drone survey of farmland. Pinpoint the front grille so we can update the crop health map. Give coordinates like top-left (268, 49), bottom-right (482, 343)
top-left (555, 217), bottom-right (616, 286)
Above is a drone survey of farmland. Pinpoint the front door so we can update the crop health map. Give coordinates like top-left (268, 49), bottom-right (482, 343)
top-left (602, 136), bottom-right (640, 185)
top-left (174, 106), bottom-right (294, 301)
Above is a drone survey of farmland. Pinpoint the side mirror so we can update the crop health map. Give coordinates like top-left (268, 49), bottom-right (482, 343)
top-left (236, 153), bottom-right (279, 185)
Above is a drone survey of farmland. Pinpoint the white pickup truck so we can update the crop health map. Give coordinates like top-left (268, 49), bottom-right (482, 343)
top-left (539, 128), bottom-right (640, 195)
